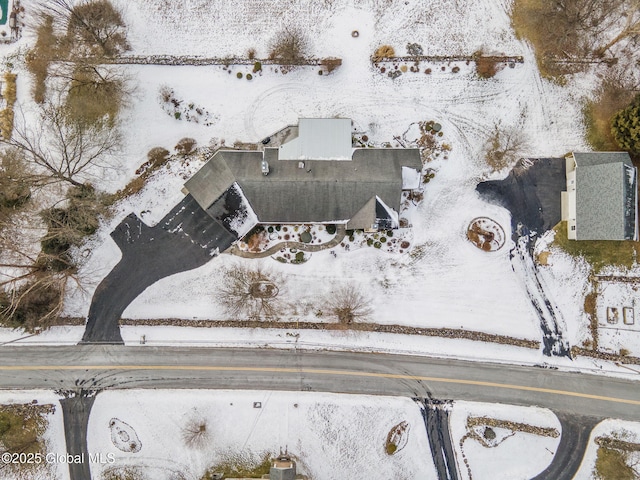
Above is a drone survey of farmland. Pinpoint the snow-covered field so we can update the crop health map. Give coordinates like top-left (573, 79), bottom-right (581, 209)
top-left (0, 0), bottom-right (632, 367)
top-left (450, 401), bottom-right (561, 480)
top-left (87, 389), bottom-right (436, 480)
top-left (37, 0), bottom-right (596, 352)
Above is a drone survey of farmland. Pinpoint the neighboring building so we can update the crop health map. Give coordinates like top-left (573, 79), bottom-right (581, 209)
top-left (184, 118), bottom-right (422, 239)
top-left (561, 152), bottom-right (638, 240)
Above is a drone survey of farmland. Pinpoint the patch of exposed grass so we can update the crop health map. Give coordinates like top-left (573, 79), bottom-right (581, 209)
top-left (594, 447), bottom-right (636, 480)
top-left (584, 290), bottom-right (598, 349)
top-left (201, 454), bottom-right (272, 479)
top-left (583, 81), bottom-right (636, 151)
top-left (552, 222), bottom-right (639, 272)
top-left (0, 403), bottom-right (55, 475)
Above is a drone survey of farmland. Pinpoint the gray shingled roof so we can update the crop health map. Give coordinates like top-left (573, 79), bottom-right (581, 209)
top-left (185, 147), bottom-right (421, 227)
top-left (574, 152), bottom-right (637, 240)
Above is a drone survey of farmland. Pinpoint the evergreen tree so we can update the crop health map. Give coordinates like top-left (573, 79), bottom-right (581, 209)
top-left (612, 95), bottom-right (640, 155)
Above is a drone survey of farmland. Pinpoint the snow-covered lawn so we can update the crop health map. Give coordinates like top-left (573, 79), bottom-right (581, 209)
top-left (87, 389), bottom-right (436, 480)
top-left (450, 401), bottom-right (561, 480)
top-left (0, 0), bottom-right (616, 359)
top-left (595, 281), bottom-right (640, 357)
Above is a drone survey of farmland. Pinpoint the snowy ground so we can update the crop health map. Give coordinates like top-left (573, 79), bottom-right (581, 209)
top-left (450, 401), bottom-right (561, 480)
top-left (0, 0), bottom-right (621, 361)
top-left (595, 281), bottom-right (640, 357)
top-left (87, 389), bottom-right (437, 480)
top-left (60, 23), bottom-right (592, 343)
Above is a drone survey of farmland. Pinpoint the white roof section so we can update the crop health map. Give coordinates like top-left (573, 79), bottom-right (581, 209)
top-left (278, 118), bottom-right (353, 160)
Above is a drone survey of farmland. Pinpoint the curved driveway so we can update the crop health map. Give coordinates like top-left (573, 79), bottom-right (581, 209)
top-left (82, 195), bottom-right (236, 344)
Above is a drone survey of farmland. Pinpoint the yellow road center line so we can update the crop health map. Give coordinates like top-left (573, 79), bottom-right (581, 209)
top-left (1, 364), bottom-right (639, 406)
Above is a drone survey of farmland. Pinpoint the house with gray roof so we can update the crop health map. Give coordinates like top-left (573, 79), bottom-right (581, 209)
top-left (183, 118), bottom-right (422, 240)
top-left (561, 152), bottom-right (638, 240)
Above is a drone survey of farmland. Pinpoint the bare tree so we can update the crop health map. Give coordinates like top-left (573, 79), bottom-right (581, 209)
top-left (40, 0), bottom-right (129, 57)
top-left (483, 124), bottom-right (527, 173)
top-left (328, 284), bottom-right (372, 324)
top-left (215, 264), bottom-right (285, 319)
top-left (268, 27), bottom-right (310, 64)
top-left (181, 413), bottom-right (210, 449)
top-left (3, 102), bottom-right (121, 188)
top-left (46, 62), bottom-right (131, 126)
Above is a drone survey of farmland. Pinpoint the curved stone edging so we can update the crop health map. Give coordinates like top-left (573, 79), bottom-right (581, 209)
top-left (228, 224), bottom-right (346, 258)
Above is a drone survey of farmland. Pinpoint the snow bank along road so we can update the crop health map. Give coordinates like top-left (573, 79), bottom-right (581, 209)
top-left (0, 346), bottom-right (639, 421)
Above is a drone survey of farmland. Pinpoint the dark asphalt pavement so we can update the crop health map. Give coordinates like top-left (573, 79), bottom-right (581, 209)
top-left (477, 158), bottom-right (571, 357)
top-left (60, 394), bottom-right (95, 480)
top-left (82, 195), bottom-right (236, 343)
top-left (415, 398), bottom-right (459, 480)
top-left (477, 157), bottom-right (566, 238)
top-left (533, 412), bottom-right (603, 480)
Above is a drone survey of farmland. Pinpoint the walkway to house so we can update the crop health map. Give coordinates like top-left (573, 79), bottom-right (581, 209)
top-left (228, 225), bottom-right (347, 259)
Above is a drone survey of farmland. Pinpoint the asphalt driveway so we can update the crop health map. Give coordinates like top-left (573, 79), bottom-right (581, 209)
top-left (81, 195), bottom-right (236, 344)
top-left (476, 157), bottom-right (566, 239)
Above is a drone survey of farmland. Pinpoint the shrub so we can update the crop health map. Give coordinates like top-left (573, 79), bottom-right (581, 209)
top-left (253, 61), bottom-right (262, 72)
top-left (175, 137), bottom-right (197, 156)
top-left (475, 53), bottom-right (498, 78)
top-left (174, 111), bottom-right (181, 119)
top-left (247, 48), bottom-right (256, 60)
top-left (326, 224), bottom-right (337, 235)
top-left (267, 226), bottom-right (274, 233)
top-left (367, 238), bottom-right (374, 246)
top-left (147, 147), bottom-right (170, 166)
top-left (320, 57), bottom-right (342, 73)
top-left (380, 237), bottom-right (387, 243)
top-left (400, 65), bottom-right (408, 72)
top-left (374, 242), bottom-right (382, 248)
top-left (237, 72), bottom-right (243, 79)
top-left (268, 27), bottom-right (309, 64)
top-left (452, 66), bottom-right (460, 73)
top-left (611, 95), bottom-right (640, 155)
top-left (295, 251), bottom-right (305, 262)
top-left (3, 72), bottom-right (17, 104)
top-left (246, 74), bottom-right (253, 80)
top-left (0, 280), bottom-right (63, 330)
top-left (483, 427), bottom-right (496, 440)
top-left (406, 43), bottom-right (423, 56)
top-left (0, 109), bottom-right (14, 140)
top-left (328, 285), bottom-right (372, 324)
top-left (0, 150), bottom-right (30, 208)
top-left (373, 45), bottom-right (395, 61)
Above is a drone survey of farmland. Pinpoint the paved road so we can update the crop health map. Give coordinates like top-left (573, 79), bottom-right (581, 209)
top-left (60, 394), bottom-right (95, 480)
top-left (0, 346), bottom-right (639, 421)
top-left (533, 412), bottom-right (603, 480)
top-left (82, 195), bottom-right (236, 344)
top-left (416, 398), bottom-right (459, 480)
